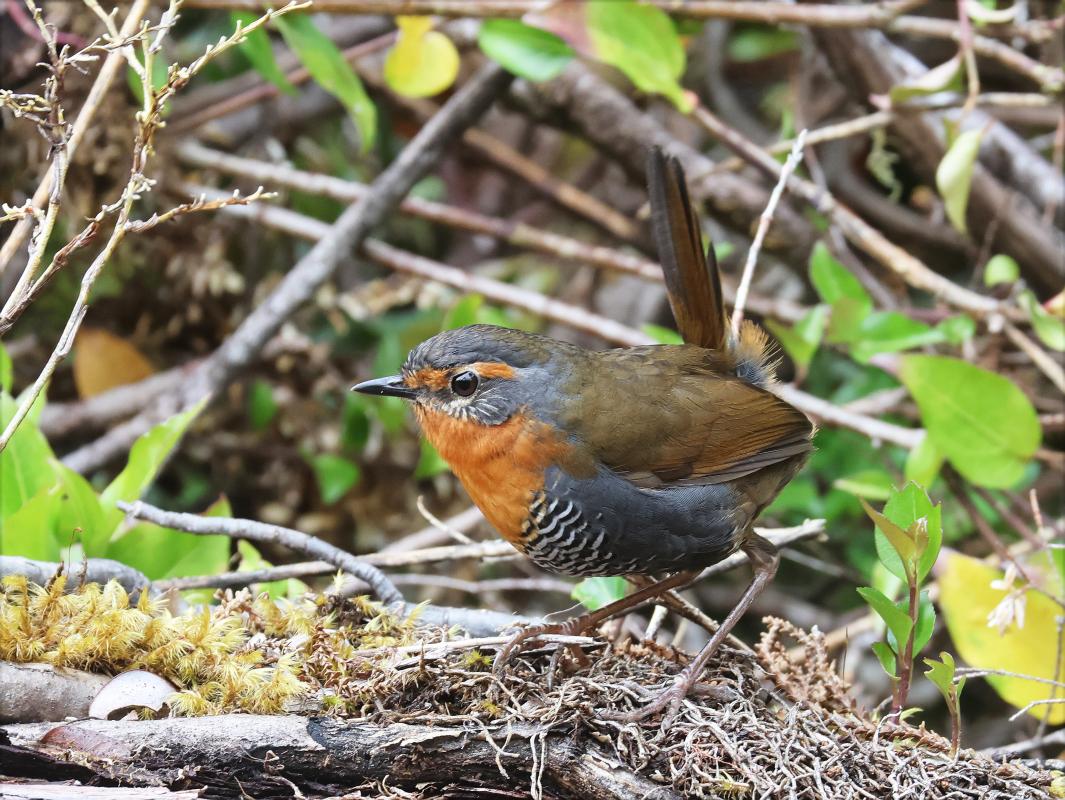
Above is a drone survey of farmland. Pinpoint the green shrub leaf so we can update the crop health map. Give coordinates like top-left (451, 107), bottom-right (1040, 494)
top-left (309, 454), bottom-right (360, 504)
top-left (232, 11), bottom-right (296, 95)
top-left (478, 19), bottom-right (574, 82)
top-left (899, 355), bottom-right (1040, 488)
top-left (936, 129), bottom-right (983, 233)
top-left (983, 254), bottom-right (1019, 287)
top-left (572, 576), bottom-right (627, 611)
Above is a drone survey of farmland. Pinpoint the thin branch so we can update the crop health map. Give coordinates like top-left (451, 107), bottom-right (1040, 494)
top-left (0, 0), bottom-right (151, 275)
top-left (117, 499), bottom-right (404, 605)
top-left (1001, 321), bottom-right (1065, 395)
top-left (732, 129), bottom-right (807, 336)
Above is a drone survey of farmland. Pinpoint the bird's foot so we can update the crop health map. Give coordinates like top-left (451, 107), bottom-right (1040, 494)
top-left (605, 669), bottom-right (690, 727)
top-left (493, 616), bottom-right (592, 674)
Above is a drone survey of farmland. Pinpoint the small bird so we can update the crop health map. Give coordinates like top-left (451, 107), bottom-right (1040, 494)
top-left (353, 149), bottom-right (814, 721)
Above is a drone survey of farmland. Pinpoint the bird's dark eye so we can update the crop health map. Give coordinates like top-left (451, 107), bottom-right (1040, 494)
top-left (450, 371), bottom-right (479, 397)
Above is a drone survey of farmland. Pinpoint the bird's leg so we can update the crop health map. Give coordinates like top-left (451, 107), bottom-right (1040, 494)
top-left (608, 533), bottom-right (779, 725)
top-left (493, 569), bottom-right (699, 672)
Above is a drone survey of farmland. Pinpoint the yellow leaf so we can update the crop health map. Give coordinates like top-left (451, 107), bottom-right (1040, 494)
top-left (73, 328), bottom-right (154, 399)
top-left (938, 551), bottom-right (1065, 724)
top-left (383, 16), bottom-right (460, 98)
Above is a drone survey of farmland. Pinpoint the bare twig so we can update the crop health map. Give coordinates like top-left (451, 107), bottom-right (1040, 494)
top-left (117, 499), bottom-right (403, 605)
top-left (732, 130), bottom-right (807, 336)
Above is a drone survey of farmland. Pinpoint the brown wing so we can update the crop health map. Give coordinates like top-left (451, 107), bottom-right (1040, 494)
top-left (647, 147), bottom-right (726, 352)
top-left (568, 348), bottom-right (813, 487)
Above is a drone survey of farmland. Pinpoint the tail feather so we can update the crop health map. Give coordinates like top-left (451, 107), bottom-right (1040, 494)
top-left (647, 148), bottom-right (727, 353)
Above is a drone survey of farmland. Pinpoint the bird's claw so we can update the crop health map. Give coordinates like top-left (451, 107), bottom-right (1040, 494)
top-left (602, 671), bottom-right (692, 730)
top-left (493, 618), bottom-right (588, 674)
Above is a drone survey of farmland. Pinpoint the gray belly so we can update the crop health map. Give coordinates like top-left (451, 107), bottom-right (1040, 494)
top-left (520, 466), bottom-right (744, 577)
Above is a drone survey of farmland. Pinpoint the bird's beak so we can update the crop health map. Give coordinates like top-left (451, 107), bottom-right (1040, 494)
top-left (350, 375), bottom-right (416, 400)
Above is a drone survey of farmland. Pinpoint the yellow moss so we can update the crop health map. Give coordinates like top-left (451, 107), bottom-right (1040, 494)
top-left (0, 578), bottom-right (417, 717)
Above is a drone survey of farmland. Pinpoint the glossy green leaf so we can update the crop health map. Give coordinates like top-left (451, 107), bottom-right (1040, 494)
top-left (99, 399), bottom-right (207, 535)
top-left (849, 311), bottom-right (945, 362)
top-left (1020, 290), bottom-right (1065, 352)
top-left (766, 305), bottom-right (827, 372)
top-left (384, 16), bottom-right (460, 98)
top-left (0, 392), bottom-right (57, 521)
top-left (232, 11), bottom-right (296, 95)
top-left (641, 323), bottom-right (684, 345)
top-left (0, 486), bottom-right (61, 560)
top-left (883, 482), bottom-right (942, 583)
top-left (983, 254), bottom-right (1019, 287)
top-left (414, 440), bottom-right (449, 479)
top-left (106, 496), bottom-right (231, 581)
top-left (862, 499), bottom-right (917, 582)
top-left (275, 14), bottom-right (377, 152)
top-left (809, 243), bottom-right (872, 343)
top-left (584, 1), bottom-right (692, 111)
top-left (833, 469), bottom-right (893, 501)
top-left (572, 575), bottom-right (627, 611)
top-left (53, 464), bottom-right (107, 557)
top-left (247, 379), bottom-right (279, 431)
top-left (871, 640), bottom-right (897, 677)
top-left (935, 315), bottom-right (976, 345)
top-left (858, 586), bottom-right (913, 652)
top-left (899, 355), bottom-right (1041, 488)
top-left (478, 19), bottom-right (574, 82)
top-left (905, 434), bottom-right (944, 487)
top-left (936, 129), bottom-right (983, 233)
top-left (889, 55), bottom-right (963, 103)
top-left (913, 591), bottom-right (936, 653)
top-left (310, 454), bottom-right (360, 504)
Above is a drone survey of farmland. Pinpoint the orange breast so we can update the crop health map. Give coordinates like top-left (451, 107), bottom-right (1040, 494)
top-left (413, 407), bottom-right (569, 547)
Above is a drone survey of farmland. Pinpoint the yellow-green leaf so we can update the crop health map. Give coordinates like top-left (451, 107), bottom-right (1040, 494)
top-left (383, 17), bottom-right (460, 98)
top-left (936, 129), bottom-right (983, 234)
top-left (938, 551), bottom-right (1065, 724)
top-left (899, 355), bottom-right (1040, 488)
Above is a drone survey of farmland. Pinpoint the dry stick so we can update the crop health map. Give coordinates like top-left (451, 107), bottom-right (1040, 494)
top-left (117, 499), bottom-right (403, 605)
top-left (1001, 321), bottom-right (1065, 395)
top-left (198, 188), bottom-right (928, 452)
top-left (0, 0), bottom-right (151, 276)
top-left (60, 63), bottom-right (515, 475)
top-left (691, 105), bottom-right (1002, 318)
top-left (731, 130), bottom-right (807, 337)
top-left (176, 140), bottom-right (660, 280)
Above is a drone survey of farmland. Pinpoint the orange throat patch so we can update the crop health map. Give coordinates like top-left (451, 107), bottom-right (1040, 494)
top-left (413, 406), bottom-right (571, 548)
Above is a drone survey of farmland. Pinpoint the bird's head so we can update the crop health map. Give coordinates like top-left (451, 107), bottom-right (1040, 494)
top-left (351, 324), bottom-right (566, 427)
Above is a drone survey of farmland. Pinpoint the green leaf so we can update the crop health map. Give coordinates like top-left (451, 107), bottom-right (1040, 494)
top-left (237, 540), bottom-right (304, 599)
top-left (858, 586), bottom-right (913, 650)
top-left (572, 575), bottom-right (627, 611)
top-left (889, 55), bottom-right (963, 103)
top-left (247, 379), bottom-right (279, 431)
top-left (52, 463), bottom-right (107, 557)
top-left (983, 254), bottom-right (1019, 287)
top-left (923, 651), bottom-right (957, 697)
top-left (384, 16), bottom-right (460, 98)
top-left (232, 11), bottom-right (296, 95)
top-left (899, 355), bottom-right (1041, 488)
top-left (275, 14), bottom-right (377, 152)
top-left (849, 311), bottom-right (946, 362)
top-left (414, 440), bottom-right (449, 479)
top-left (442, 294), bottom-right (484, 331)
top-left (0, 486), bottom-right (62, 560)
top-left (936, 129), bottom-right (983, 234)
top-left (766, 305), bottom-right (827, 372)
top-left (905, 434), bottom-right (945, 487)
top-left (871, 640), bottom-right (897, 678)
top-left (584, 1), bottom-right (692, 112)
top-left (478, 19), bottom-right (574, 82)
top-left (727, 26), bottom-right (799, 62)
top-left (935, 315), bottom-right (976, 345)
top-left (0, 344), bottom-right (11, 394)
top-left (833, 469), bottom-right (893, 501)
top-left (98, 399), bottom-right (207, 535)
top-left (883, 482), bottom-right (942, 583)
top-left (862, 498), bottom-right (917, 582)
top-left (0, 391), bottom-right (57, 521)
top-left (106, 495), bottom-right (231, 581)
top-left (913, 591), bottom-right (936, 653)
top-left (641, 323), bottom-right (684, 345)
top-left (309, 454), bottom-right (360, 504)
top-left (808, 243), bottom-right (872, 343)
top-left (1020, 290), bottom-right (1065, 352)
